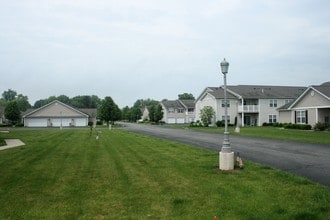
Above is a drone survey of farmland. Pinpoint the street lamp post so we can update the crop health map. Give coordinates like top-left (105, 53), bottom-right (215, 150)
top-left (219, 58), bottom-right (234, 170)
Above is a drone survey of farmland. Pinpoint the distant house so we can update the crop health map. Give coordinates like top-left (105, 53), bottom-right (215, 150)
top-left (141, 106), bottom-right (150, 121)
top-left (23, 100), bottom-right (96, 128)
top-left (161, 99), bottom-right (195, 124)
top-left (195, 85), bottom-right (306, 126)
top-left (0, 106), bottom-right (5, 124)
top-left (278, 82), bottom-right (330, 126)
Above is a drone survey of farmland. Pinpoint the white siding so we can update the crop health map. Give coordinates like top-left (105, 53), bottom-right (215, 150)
top-left (167, 118), bottom-right (176, 124)
top-left (176, 118), bottom-right (185, 124)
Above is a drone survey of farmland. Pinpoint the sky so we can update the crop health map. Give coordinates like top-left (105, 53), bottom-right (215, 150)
top-left (1, 0), bottom-right (329, 108)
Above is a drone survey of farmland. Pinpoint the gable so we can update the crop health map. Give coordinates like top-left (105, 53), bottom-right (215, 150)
top-left (25, 101), bottom-right (88, 118)
top-left (293, 88), bottom-right (330, 108)
top-left (201, 93), bottom-right (216, 102)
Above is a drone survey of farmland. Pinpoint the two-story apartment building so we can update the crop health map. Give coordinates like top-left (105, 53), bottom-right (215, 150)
top-left (195, 85), bottom-right (306, 126)
top-left (161, 99), bottom-right (195, 124)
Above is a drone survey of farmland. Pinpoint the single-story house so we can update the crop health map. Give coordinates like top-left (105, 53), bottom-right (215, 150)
top-left (23, 100), bottom-right (96, 128)
top-left (278, 82), bottom-right (330, 126)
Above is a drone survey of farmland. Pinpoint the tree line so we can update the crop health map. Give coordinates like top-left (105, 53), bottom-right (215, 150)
top-left (1, 89), bottom-right (194, 125)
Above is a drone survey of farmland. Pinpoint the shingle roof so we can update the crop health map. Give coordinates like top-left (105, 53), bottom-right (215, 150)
top-left (207, 87), bottom-right (239, 99)
top-left (178, 99), bottom-right (195, 108)
top-left (228, 85), bottom-right (306, 99)
top-left (79, 109), bottom-right (97, 118)
top-left (161, 100), bottom-right (184, 109)
top-left (312, 82), bottom-right (330, 98)
top-left (205, 85), bottom-right (306, 99)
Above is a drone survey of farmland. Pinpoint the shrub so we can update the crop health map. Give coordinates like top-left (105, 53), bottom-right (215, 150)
top-left (216, 120), bottom-right (224, 127)
top-left (189, 120), bottom-right (203, 127)
top-left (314, 122), bottom-right (328, 131)
top-left (283, 123), bottom-right (311, 130)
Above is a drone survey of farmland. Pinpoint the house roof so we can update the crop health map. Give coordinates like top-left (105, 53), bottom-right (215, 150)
top-left (79, 108), bottom-right (97, 118)
top-left (161, 100), bottom-right (185, 109)
top-left (284, 82), bottom-right (330, 110)
top-left (198, 85), bottom-right (306, 101)
top-left (178, 99), bottom-right (195, 108)
top-left (227, 85), bottom-right (306, 99)
top-left (23, 100), bottom-right (89, 118)
top-left (311, 82), bottom-right (330, 98)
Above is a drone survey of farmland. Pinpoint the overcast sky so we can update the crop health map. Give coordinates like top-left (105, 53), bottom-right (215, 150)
top-left (1, 0), bottom-right (329, 107)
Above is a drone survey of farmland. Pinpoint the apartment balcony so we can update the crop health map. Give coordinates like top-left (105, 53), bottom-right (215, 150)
top-left (238, 105), bottom-right (259, 113)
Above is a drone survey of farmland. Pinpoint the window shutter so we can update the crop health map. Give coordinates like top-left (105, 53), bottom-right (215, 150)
top-left (294, 111), bottom-right (297, 124)
top-left (305, 110), bottom-right (308, 124)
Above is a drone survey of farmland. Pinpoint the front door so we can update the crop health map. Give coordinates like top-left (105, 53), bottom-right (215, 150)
top-left (244, 115), bottom-right (251, 126)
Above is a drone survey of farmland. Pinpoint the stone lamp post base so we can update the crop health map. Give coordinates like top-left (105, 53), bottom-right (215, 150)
top-left (219, 152), bottom-right (234, 170)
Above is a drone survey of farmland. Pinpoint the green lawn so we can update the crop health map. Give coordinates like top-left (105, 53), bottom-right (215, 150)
top-left (171, 125), bottom-right (330, 145)
top-left (0, 129), bottom-right (329, 219)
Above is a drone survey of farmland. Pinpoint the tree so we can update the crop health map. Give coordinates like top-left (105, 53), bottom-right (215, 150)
top-left (97, 96), bottom-right (121, 125)
top-left (2, 89), bottom-right (17, 102)
top-left (34, 95), bottom-right (101, 109)
top-left (155, 104), bottom-right (164, 122)
top-left (4, 101), bottom-right (21, 125)
top-left (149, 103), bottom-right (163, 123)
top-left (16, 94), bottom-right (31, 111)
top-left (121, 106), bottom-right (131, 121)
top-left (57, 95), bottom-right (71, 105)
top-left (178, 93), bottom-right (195, 100)
top-left (130, 107), bottom-right (142, 122)
top-left (1, 89), bottom-right (31, 112)
top-left (200, 106), bottom-right (215, 127)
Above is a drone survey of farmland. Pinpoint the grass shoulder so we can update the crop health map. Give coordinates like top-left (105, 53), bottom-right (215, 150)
top-left (164, 124), bottom-right (330, 145)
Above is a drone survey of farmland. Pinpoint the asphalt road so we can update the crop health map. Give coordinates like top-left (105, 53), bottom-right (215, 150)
top-left (119, 122), bottom-right (330, 186)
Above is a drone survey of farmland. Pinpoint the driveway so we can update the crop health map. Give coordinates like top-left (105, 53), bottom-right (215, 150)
top-left (119, 122), bottom-right (330, 186)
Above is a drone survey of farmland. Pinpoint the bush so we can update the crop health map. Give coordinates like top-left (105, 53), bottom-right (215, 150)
top-left (314, 122), bottom-right (328, 131)
top-left (216, 120), bottom-right (224, 127)
top-left (189, 120), bottom-right (203, 127)
top-left (283, 123), bottom-right (311, 130)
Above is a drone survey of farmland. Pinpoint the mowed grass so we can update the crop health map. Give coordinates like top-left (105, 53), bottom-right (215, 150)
top-left (0, 129), bottom-right (329, 219)
top-left (176, 125), bottom-right (330, 145)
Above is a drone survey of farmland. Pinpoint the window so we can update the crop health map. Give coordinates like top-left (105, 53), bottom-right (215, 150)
top-left (296, 110), bottom-right (307, 124)
top-left (168, 107), bottom-right (174, 113)
top-left (177, 108), bottom-right (184, 113)
top-left (285, 99), bottom-right (291, 104)
top-left (221, 100), bottom-right (230, 107)
top-left (188, 108), bottom-right (194, 113)
top-left (269, 99), bottom-right (277, 107)
top-left (269, 115), bottom-right (277, 123)
top-left (222, 115), bottom-right (230, 124)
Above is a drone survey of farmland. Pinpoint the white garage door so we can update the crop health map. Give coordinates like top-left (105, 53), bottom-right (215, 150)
top-left (75, 118), bottom-right (88, 127)
top-left (176, 118), bottom-right (185, 124)
top-left (25, 118), bottom-right (47, 127)
top-left (167, 118), bottom-right (176, 124)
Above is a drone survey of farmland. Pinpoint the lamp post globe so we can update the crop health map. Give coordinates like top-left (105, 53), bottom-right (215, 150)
top-left (220, 58), bottom-right (229, 74)
top-left (219, 58), bottom-right (234, 170)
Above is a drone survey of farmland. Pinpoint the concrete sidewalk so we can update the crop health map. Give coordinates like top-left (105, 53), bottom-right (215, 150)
top-left (0, 139), bottom-right (25, 151)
